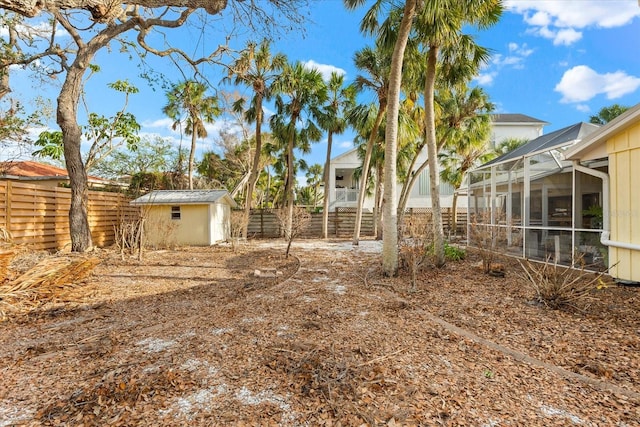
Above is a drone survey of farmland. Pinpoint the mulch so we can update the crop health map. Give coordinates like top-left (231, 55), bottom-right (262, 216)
top-left (0, 239), bottom-right (638, 426)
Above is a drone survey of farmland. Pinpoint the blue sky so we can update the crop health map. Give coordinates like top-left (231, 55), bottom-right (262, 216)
top-left (5, 0), bottom-right (640, 179)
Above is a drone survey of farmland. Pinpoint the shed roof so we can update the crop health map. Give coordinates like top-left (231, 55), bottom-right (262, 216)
top-left (478, 122), bottom-right (600, 169)
top-left (130, 190), bottom-right (237, 207)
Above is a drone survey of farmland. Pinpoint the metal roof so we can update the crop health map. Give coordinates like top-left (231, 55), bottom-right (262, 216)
top-left (566, 102), bottom-right (640, 160)
top-left (478, 122), bottom-right (600, 169)
top-left (130, 190), bottom-right (237, 207)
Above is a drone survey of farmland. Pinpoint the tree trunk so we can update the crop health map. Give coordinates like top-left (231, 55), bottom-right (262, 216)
top-left (451, 192), bottom-right (459, 237)
top-left (353, 107), bottom-right (384, 245)
top-left (243, 96), bottom-right (263, 238)
top-left (285, 129), bottom-right (295, 238)
top-left (322, 130), bottom-right (333, 239)
top-left (382, 0), bottom-right (416, 277)
top-left (424, 45), bottom-right (445, 267)
top-left (59, 63), bottom-right (93, 252)
top-left (397, 145), bottom-right (426, 232)
top-left (188, 130), bottom-right (196, 189)
top-left (374, 162), bottom-right (384, 240)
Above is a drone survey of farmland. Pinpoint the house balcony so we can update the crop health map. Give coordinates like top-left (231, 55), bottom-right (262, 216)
top-left (335, 188), bottom-right (358, 204)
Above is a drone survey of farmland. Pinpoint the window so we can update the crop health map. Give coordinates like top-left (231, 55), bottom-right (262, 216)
top-left (171, 206), bottom-right (181, 220)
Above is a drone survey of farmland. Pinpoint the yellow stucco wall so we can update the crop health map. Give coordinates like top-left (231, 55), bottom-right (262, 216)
top-left (607, 121), bottom-right (640, 282)
top-left (144, 204), bottom-right (210, 247)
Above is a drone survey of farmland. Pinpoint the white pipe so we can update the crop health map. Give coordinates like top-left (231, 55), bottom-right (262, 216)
top-left (573, 161), bottom-right (640, 251)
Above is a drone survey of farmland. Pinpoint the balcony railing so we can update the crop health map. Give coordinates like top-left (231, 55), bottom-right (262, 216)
top-left (335, 188), bottom-right (358, 203)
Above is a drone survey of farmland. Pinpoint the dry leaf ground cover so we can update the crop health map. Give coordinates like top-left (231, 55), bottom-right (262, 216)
top-left (0, 239), bottom-right (639, 426)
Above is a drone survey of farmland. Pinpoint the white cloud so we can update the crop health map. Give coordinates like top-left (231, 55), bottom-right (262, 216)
top-left (478, 42), bottom-right (533, 84)
top-left (506, 0), bottom-right (640, 46)
top-left (338, 140), bottom-right (353, 150)
top-left (142, 117), bottom-right (174, 129)
top-left (553, 28), bottom-right (582, 46)
top-left (555, 65), bottom-right (640, 103)
top-left (303, 60), bottom-right (346, 81)
top-left (575, 104), bottom-right (591, 113)
top-left (475, 72), bottom-right (496, 86)
top-left (506, 1), bottom-right (640, 28)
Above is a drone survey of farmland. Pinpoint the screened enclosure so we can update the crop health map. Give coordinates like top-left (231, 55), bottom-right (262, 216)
top-left (466, 122), bottom-right (607, 268)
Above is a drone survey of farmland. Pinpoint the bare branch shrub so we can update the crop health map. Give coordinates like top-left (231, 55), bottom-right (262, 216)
top-left (518, 257), bottom-right (610, 311)
top-left (275, 207), bottom-right (311, 258)
top-left (399, 216), bottom-right (433, 292)
top-left (114, 207), bottom-right (146, 261)
top-left (229, 210), bottom-right (248, 252)
top-left (468, 210), bottom-right (507, 274)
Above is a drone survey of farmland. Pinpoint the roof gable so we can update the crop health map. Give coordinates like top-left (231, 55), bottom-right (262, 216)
top-left (479, 122), bottom-right (600, 168)
top-left (491, 113), bottom-right (548, 125)
top-left (565, 102), bottom-right (640, 160)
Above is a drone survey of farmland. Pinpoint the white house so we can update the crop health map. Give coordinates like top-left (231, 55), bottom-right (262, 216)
top-left (327, 113), bottom-right (548, 212)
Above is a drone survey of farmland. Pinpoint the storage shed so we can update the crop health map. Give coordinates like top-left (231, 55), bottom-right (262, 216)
top-left (131, 190), bottom-right (237, 247)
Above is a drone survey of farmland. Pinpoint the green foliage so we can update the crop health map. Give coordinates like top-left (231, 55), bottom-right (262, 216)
top-left (33, 130), bottom-right (64, 160)
top-left (444, 243), bottom-right (465, 261)
top-left (92, 135), bottom-right (177, 179)
top-left (425, 241), bottom-right (466, 261)
top-left (589, 104), bottom-right (629, 125)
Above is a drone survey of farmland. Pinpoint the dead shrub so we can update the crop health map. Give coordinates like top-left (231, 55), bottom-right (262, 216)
top-left (468, 211), bottom-right (507, 275)
top-left (114, 217), bottom-right (145, 260)
top-left (399, 216), bottom-right (432, 292)
top-left (518, 257), bottom-right (610, 311)
top-left (230, 210), bottom-right (248, 252)
top-left (275, 207), bottom-right (311, 258)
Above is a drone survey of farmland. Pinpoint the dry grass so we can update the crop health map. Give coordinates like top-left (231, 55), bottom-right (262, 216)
top-left (0, 255), bottom-right (100, 321)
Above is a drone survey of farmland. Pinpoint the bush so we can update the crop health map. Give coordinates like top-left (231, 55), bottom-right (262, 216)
top-left (444, 243), bottom-right (465, 261)
top-left (518, 257), bottom-right (609, 311)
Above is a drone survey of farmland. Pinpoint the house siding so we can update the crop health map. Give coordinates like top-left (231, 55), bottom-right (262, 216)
top-left (607, 120), bottom-right (640, 282)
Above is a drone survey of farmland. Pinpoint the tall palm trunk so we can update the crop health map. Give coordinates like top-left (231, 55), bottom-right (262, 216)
top-left (353, 107), bottom-right (384, 245)
top-left (285, 126), bottom-right (296, 237)
top-left (243, 94), bottom-right (264, 238)
top-left (397, 143), bottom-right (425, 232)
top-left (322, 130), bottom-right (333, 238)
top-left (424, 45), bottom-right (445, 267)
top-left (382, 0), bottom-right (416, 276)
top-left (374, 161), bottom-right (384, 240)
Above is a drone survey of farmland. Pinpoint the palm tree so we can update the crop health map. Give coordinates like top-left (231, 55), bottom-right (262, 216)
top-left (163, 80), bottom-right (221, 190)
top-left (345, 0), bottom-right (418, 274)
top-left (270, 61), bottom-right (328, 237)
top-left (413, 0), bottom-right (503, 267)
top-left (438, 85), bottom-right (494, 234)
top-left (349, 41), bottom-right (393, 246)
top-left (318, 72), bottom-right (356, 238)
top-left (493, 137), bottom-right (528, 157)
top-left (226, 40), bottom-right (287, 237)
top-left (305, 163), bottom-right (324, 209)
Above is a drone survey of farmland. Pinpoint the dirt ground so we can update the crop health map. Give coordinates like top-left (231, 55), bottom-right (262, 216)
top-left (1, 239), bottom-right (639, 426)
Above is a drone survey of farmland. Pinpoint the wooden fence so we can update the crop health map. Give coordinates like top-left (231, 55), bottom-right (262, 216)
top-left (247, 207), bottom-right (467, 239)
top-left (0, 181), bottom-right (139, 251)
